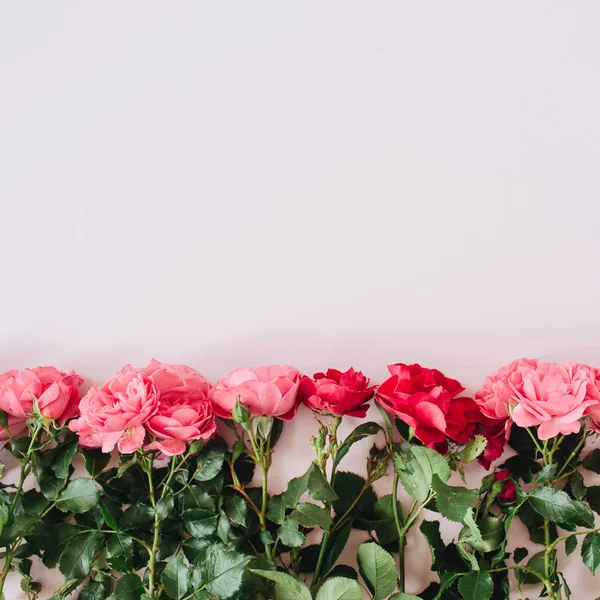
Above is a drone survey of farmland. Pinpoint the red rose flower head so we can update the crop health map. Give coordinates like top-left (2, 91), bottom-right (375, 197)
top-left (299, 367), bottom-right (375, 418)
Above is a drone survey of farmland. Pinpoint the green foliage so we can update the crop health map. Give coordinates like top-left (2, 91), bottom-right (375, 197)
top-left (315, 577), bottom-right (363, 600)
top-left (394, 445), bottom-right (450, 503)
top-left (250, 569), bottom-right (312, 600)
top-left (357, 541), bottom-right (397, 600)
top-left (56, 478), bottom-right (100, 513)
top-left (458, 571), bottom-right (493, 600)
top-left (431, 475), bottom-right (478, 523)
top-left (162, 553), bottom-right (191, 599)
top-left (334, 422), bottom-right (382, 468)
top-left (581, 532), bottom-right (600, 575)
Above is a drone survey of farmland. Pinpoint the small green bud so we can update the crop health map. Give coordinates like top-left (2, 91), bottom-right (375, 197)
top-left (232, 398), bottom-right (251, 430)
top-left (254, 415), bottom-right (274, 440)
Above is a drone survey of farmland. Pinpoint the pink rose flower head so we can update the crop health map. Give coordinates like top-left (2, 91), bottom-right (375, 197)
top-left (70, 361), bottom-right (216, 456)
top-left (211, 365), bottom-right (301, 420)
top-left (0, 366), bottom-right (83, 440)
top-left (299, 367), bottom-right (375, 418)
top-left (144, 360), bottom-right (216, 456)
top-left (70, 364), bottom-right (159, 454)
top-left (490, 360), bottom-right (598, 441)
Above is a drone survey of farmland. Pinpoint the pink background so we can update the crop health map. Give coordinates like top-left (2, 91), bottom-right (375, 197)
top-left (1, 2), bottom-right (600, 597)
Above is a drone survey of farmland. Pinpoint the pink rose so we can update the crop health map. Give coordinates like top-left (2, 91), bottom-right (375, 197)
top-left (480, 360), bottom-right (597, 441)
top-left (144, 361), bottom-right (216, 456)
top-left (70, 365), bottom-right (159, 454)
top-left (0, 366), bottom-right (83, 439)
top-left (211, 365), bottom-right (301, 420)
top-left (299, 368), bottom-right (375, 418)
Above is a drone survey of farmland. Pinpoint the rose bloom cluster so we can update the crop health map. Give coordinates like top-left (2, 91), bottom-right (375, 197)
top-left (0, 367), bottom-right (83, 439)
top-left (475, 358), bottom-right (600, 442)
top-left (3, 357), bottom-right (600, 467)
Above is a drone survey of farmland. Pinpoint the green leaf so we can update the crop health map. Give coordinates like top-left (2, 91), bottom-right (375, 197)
top-left (120, 503), bottom-right (155, 529)
top-left (565, 536), bottom-right (578, 556)
top-left (195, 447), bottom-right (225, 482)
top-left (431, 475), bottom-right (478, 523)
top-left (278, 518), bottom-right (306, 548)
top-left (51, 442), bottom-right (78, 480)
top-left (267, 494), bottom-right (286, 525)
top-left (375, 402), bottom-right (394, 440)
top-left (289, 502), bottom-right (333, 530)
top-left (156, 495), bottom-right (175, 521)
top-left (307, 463), bottom-right (339, 502)
top-left (389, 595), bottom-right (423, 600)
top-left (513, 547), bottom-right (528, 564)
top-left (334, 422), bottom-right (382, 468)
top-left (283, 467), bottom-right (312, 508)
top-left (226, 495), bottom-right (249, 527)
top-left (194, 546), bottom-right (251, 599)
top-left (79, 579), bottom-right (106, 600)
top-left (583, 449), bottom-right (600, 474)
top-left (315, 577), bottom-right (363, 600)
top-left (56, 478), bottom-right (100, 514)
top-left (356, 541), bottom-right (397, 600)
top-left (250, 569), bottom-right (311, 600)
top-left (59, 532), bottom-right (103, 581)
top-left (182, 508), bottom-right (219, 537)
top-left (107, 532), bottom-right (134, 558)
top-left (322, 519), bottom-right (353, 574)
top-left (458, 571), bottom-right (493, 600)
top-left (181, 486), bottom-right (216, 512)
top-left (570, 471), bottom-right (586, 501)
top-left (582, 532), bottom-right (600, 575)
top-left (82, 448), bottom-right (112, 478)
top-left (536, 464), bottom-right (558, 484)
top-left (528, 487), bottom-right (587, 525)
top-left (332, 472), bottom-right (377, 523)
top-left (107, 574), bottom-right (144, 600)
top-left (162, 553), bottom-right (190, 600)
top-left (460, 435), bottom-right (487, 464)
top-left (461, 513), bottom-right (503, 553)
top-left (587, 486), bottom-right (600, 514)
top-left (394, 446), bottom-right (450, 503)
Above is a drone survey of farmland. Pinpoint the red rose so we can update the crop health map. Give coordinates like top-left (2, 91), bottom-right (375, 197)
top-left (299, 368), bottom-right (375, 418)
top-left (376, 363), bottom-right (480, 448)
top-left (495, 469), bottom-right (517, 505)
top-left (477, 419), bottom-right (510, 469)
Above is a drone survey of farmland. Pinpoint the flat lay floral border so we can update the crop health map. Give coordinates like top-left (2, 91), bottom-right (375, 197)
top-left (0, 359), bottom-right (599, 600)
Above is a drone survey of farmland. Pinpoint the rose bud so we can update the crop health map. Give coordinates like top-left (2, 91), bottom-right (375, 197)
top-left (495, 469), bottom-right (517, 505)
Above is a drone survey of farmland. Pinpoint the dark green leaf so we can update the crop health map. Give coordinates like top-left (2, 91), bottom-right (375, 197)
top-left (107, 532), bottom-right (134, 558)
top-left (323, 519), bottom-right (353, 574)
top-left (431, 475), bottom-right (478, 523)
top-left (315, 577), bottom-right (363, 600)
top-left (250, 569), bottom-right (311, 600)
top-left (536, 464), bottom-right (558, 484)
top-left (565, 535), bottom-right (578, 556)
top-left (582, 532), bottom-right (600, 575)
top-left (226, 495), bottom-right (249, 527)
top-left (570, 471), bottom-right (586, 501)
top-left (513, 547), bottom-right (528, 564)
top-left (194, 545), bottom-right (251, 599)
top-left (289, 502), bottom-right (333, 530)
top-left (499, 455), bottom-right (541, 482)
top-left (420, 520), bottom-right (465, 573)
top-left (82, 449), bottom-right (112, 478)
top-left (107, 574), bottom-right (144, 600)
top-left (356, 541), bottom-right (397, 600)
top-left (332, 472), bottom-right (377, 526)
top-left (56, 478), bottom-right (100, 514)
top-left (278, 518), bottom-right (306, 548)
top-left (266, 494), bottom-right (286, 525)
top-left (587, 486), bottom-right (600, 514)
top-left (395, 447), bottom-right (450, 504)
top-left (181, 486), bottom-right (216, 512)
top-left (334, 422), bottom-right (382, 468)
top-left (183, 508), bottom-right (219, 537)
top-left (583, 449), bottom-right (600, 474)
top-left (458, 571), bottom-right (493, 600)
top-left (528, 487), bottom-right (588, 525)
top-left (156, 494), bottom-right (175, 521)
top-left (328, 565), bottom-right (358, 580)
top-left (307, 463), bottom-right (338, 502)
top-left (283, 467), bottom-right (312, 508)
top-left (78, 578), bottom-right (106, 600)
top-left (59, 532), bottom-right (103, 581)
top-left (51, 442), bottom-right (78, 480)
top-left (120, 504), bottom-right (155, 529)
top-left (195, 447), bottom-right (225, 482)
top-left (161, 553), bottom-right (190, 599)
